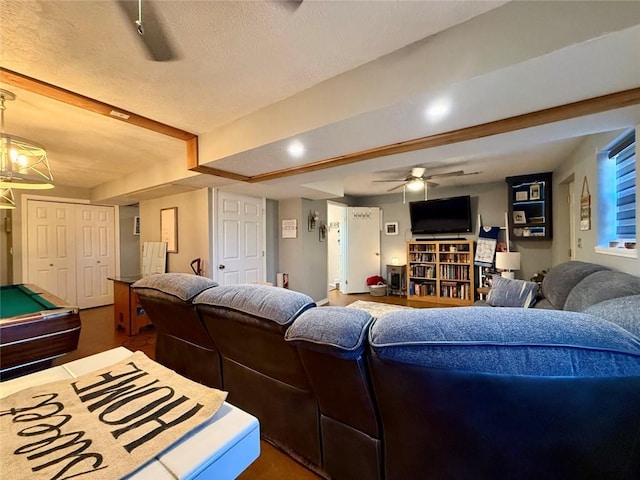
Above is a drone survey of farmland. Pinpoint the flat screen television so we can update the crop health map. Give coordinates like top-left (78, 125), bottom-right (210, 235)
top-left (409, 195), bottom-right (472, 235)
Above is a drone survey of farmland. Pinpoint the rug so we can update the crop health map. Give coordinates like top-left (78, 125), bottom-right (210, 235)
top-left (1, 351), bottom-right (227, 480)
top-left (346, 300), bottom-right (412, 317)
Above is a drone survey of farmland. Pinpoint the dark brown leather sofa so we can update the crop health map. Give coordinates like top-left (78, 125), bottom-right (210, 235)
top-left (134, 272), bottom-right (640, 480)
top-left (131, 273), bottom-right (222, 388)
top-left (193, 284), bottom-right (320, 468)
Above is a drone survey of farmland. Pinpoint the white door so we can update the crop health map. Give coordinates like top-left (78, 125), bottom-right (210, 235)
top-left (342, 206), bottom-right (381, 294)
top-left (216, 192), bottom-right (264, 285)
top-left (76, 204), bottom-right (116, 308)
top-left (27, 200), bottom-right (77, 304)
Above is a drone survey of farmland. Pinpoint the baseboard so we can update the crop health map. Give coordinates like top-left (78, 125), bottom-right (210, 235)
top-left (316, 298), bottom-right (329, 306)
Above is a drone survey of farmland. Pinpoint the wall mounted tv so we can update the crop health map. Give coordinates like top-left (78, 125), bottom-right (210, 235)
top-left (409, 195), bottom-right (472, 235)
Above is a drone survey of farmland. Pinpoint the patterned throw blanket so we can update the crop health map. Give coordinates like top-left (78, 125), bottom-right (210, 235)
top-left (346, 300), bottom-right (413, 317)
top-left (0, 351), bottom-right (227, 480)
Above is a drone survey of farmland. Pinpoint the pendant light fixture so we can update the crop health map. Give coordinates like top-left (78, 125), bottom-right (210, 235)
top-left (0, 187), bottom-right (15, 209)
top-left (0, 89), bottom-right (54, 190)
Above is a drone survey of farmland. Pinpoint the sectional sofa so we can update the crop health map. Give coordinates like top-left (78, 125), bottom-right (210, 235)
top-left (133, 261), bottom-right (640, 480)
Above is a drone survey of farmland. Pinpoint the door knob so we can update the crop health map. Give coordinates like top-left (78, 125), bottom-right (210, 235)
top-left (218, 264), bottom-right (225, 270)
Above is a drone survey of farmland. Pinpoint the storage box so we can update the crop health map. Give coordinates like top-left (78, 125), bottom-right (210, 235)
top-left (369, 284), bottom-right (386, 296)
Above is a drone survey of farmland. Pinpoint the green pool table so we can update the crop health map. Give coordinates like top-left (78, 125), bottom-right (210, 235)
top-left (0, 284), bottom-right (81, 380)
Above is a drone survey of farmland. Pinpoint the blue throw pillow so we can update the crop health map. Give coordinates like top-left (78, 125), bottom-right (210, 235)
top-left (487, 276), bottom-right (538, 308)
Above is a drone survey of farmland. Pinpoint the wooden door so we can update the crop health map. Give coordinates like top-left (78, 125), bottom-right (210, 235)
top-left (216, 192), bottom-right (264, 285)
top-left (76, 204), bottom-right (115, 308)
top-left (26, 200), bottom-right (77, 304)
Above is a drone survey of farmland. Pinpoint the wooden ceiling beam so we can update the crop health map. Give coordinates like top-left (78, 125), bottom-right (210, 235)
top-left (0, 67), bottom-right (196, 142)
top-left (247, 87), bottom-right (640, 183)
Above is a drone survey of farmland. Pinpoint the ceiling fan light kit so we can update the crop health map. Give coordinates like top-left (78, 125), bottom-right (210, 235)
top-left (0, 89), bottom-right (54, 191)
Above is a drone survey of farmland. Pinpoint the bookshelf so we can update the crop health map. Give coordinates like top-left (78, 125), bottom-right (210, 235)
top-left (407, 240), bottom-right (475, 305)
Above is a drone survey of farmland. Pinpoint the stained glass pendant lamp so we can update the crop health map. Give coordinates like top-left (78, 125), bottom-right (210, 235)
top-left (0, 89), bottom-right (54, 190)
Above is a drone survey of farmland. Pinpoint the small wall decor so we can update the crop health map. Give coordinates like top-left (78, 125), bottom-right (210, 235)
top-left (515, 191), bottom-right (528, 201)
top-left (385, 222), bottom-right (399, 235)
top-left (580, 176), bottom-right (591, 231)
top-left (160, 207), bottom-right (178, 253)
top-left (319, 223), bottom-right (327, 242)
top-left (529, 183), bottom-right (541, 200)
top-left (282, 218), bottom-right (297, 238)
top-left (512, 211), bottom-right (526, 224)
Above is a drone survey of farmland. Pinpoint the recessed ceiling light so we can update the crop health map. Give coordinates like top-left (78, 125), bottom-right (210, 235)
top-left (287, 141), bottom-right (305, 158)
top-left (425, 98), bottom-right (451, 122)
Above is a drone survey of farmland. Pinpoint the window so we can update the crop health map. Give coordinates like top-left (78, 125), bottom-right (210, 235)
top-left (613, 132), bottom-right (636, 241)
top-left (598, 129), bottom-right (636, 252)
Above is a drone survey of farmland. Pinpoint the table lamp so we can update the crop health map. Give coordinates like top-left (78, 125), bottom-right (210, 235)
top-left (495, 251), bottom-right (521, 280)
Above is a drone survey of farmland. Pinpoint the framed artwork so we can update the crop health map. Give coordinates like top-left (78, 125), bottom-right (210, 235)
top-left (160, 207), bottom-right (178, 253)
top-left (385, 222), bottom-right (399, 235)
top-left (512, 211), bottom-right (526, 224)
top-left (529, 183), bottom-right (541, 200)
top-left (515, 191), bottom-right (528, 201)
top-left (580, 177), bottom-right (591, 231)
top-left (282, 219), bottom-right (297, 238)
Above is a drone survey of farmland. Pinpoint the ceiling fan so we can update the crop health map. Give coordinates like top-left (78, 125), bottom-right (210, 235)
top-left (116, 0), bottom-right (303, 62)
top-left (375, 167), bottom-right (480, 192)
top-left (117, 0), bottom-right (179, 61)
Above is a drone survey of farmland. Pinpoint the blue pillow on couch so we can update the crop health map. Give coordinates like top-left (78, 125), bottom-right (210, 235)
top-left (487, 276), bottom-right (538, 308)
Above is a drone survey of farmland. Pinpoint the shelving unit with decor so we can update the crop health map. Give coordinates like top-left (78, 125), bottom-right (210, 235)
top-left (506, 172), bottom-right (553, 241)
top-left (407, 240), bottom-right (475, 305)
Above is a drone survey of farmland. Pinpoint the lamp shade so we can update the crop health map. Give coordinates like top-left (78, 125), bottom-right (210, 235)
top-left (495, 251), bottom-right (521, 271)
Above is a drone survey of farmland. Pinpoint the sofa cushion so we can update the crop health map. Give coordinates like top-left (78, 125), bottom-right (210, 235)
top-left (285, 307), bottom-right (373, 359)
top-left (193, 284), bottom-right (314, 326)
top-left (541, 261), bottom-right (609, 309)
top-left (486, 276), bottom-right (538, 308)
top-left (584, 294), bottom-right (640, 339)
top-left (564, 270), bottom-right (640, 312)
top-left (369, 307), bottom-right (640, 377)
top-left (132, 273), bottom-right (218, 301)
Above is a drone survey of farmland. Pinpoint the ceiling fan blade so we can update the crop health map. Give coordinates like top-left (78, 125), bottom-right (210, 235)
top-left (423, 170), bottom-right (465, 180)
top-left (117, 0), bottom-right (180, 62)
top-left (373, 179), bottom-right (407, 183)
top-left (278, 0), bottom-right (304, 12)
top-left (387, 183), bottom-right (408, 192)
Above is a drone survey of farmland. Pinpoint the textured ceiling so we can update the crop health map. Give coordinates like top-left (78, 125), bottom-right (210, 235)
top-left (1, 1), bottom-right (639, 202)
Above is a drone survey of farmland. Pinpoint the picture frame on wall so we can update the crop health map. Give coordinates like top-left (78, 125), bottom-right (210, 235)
top-left (282, 219), bottom-right (297, 238)
top-left (160, 207), bottom-right (178, 253)
top-left (385, 222), bottom-right (399, 235)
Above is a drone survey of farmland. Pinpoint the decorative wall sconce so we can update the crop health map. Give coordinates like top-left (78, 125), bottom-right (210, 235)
top-left (319, 223), bottom-right (327, 242)
top-left (308, 210), bottom-right (319, 231)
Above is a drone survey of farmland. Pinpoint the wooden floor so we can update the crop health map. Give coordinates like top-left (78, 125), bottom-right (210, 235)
top-left (51, 289), bottom-right (432, 479)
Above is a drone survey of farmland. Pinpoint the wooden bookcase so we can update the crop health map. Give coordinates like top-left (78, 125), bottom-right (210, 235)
top-left (406, 240), bottom-right (475, 305)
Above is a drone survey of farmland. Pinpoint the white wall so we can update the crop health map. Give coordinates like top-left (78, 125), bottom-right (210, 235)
top-left (118, 205), bottom-right (140, 276)
top-left (139, 188), bottom-right (211, 276)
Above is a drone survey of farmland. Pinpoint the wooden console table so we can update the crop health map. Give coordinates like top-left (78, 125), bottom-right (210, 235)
top-left (109, 275), bottom-right (151, 336)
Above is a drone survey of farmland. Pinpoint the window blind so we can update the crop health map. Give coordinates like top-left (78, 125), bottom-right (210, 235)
top-left (611, 133), bottom-right (636, 240)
